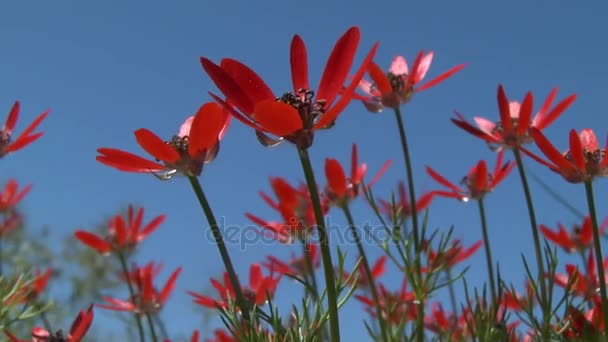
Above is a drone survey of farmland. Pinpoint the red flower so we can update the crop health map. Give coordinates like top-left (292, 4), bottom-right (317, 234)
top-left (356, 53), bottom-right (465, 112)
top-left (526, 128), bottom-right (608, 183)
top-left (452, 85), bottom-right (576, 150)
top-left (97, 102), bottom-right (230, 178)
top-left (355, 280), bottom-right (417, 325)
top-left (343, 255), bottom-right (387, 289)
top-left (74, 205), bottom-right (165, 255)
top-left (378, 182), bottom-right (434, 222)
top-left (200, 26), bottom-right (378, 149)
top-left (246, 177), bottom-right (326, 243)
top-left (426, 150), bottom-right (515, 201)
top-left (0, 101), bottom-right (49, 158)
top-left (263, 243), bottom-right (320, 278)
top-left (540, 216), bottom-right (608, 253)
top-left (554, 251), bottom-right (608, 299)
top-left (0, 179), bottom-right (31, 212)
top-left (5, 305), bottom-right (94, 342)
top-left (189, 263), bottom-right (280, 311)
top-left (98, 263), bottom-right (181, 314)
top-left (501, 282), bottom-right (536, 312)
top-left (424, 239), bottom-right (482, 272)
top-left (324, 144), bottom-right (391, 207)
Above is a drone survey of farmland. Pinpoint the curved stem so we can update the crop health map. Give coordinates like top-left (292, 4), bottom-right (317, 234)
top-left (393, 106), bottom-right (424, 341)
top-left (477, 199), bottom-right (497, 303)
top-left (584, 180), bottom-right (608, 337)
top-left (297, 147), bottom-right (340, 341)
top-left (117, 253), bottom-right (145, 342)
top-left (145, 312), bottom-right (158, 342)
top-left (512, 148), bottom-right (549, 333)
top-left (188, 176), bottom-right (250, 322)
top-left (342, 205), bottom-right (389, 342)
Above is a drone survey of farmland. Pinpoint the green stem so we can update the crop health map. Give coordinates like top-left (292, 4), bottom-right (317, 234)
top-left (188, 176), bottom-right (251, 322)
top-left (584, 180), bottom-right (608, 337)
top-left (145, 312), bottom-right (158, 342)
top-left (154, 314), bottom-right (169, 340)
top-left (513, 148), bottom-right (549, 333)
top-left (477, 199), bottom-right (497, 303)
top-left (297, 147), bottom-right (340, 341)
top-left (393, 106), bottom-right (424, 341)
top-left (342, 205), bottom-right (389, 342)
top-left (446, 269), bottom-right (459, 315)
top-left (117, 253), bottom-right (146, 342)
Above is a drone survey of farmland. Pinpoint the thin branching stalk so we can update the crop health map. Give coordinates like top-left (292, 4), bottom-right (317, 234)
top-left (342, 204), bottom-right (389, 342)
top-left (145, 312), bottom-right (158, 342)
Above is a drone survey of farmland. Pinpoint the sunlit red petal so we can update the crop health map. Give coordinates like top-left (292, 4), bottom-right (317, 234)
top-left (74, 231), bottom-right (112, 255)
top-left (290, 35), bottom-right (309, 92)
top-left (417, 64), bottom-right (466, 92)
top-left (516, 92), bottom-right (533, 136)
top-left (188, 102), bottom-right (227, 156)
top-left (315, 42), bottom-right (379, 129)
top-left (530, 128), bottom-right (575, 173)
top-left (569, 130), bottom-right (586, 173)
top-left (220, 58), bottom-right (275, 103)
top-left (159, 267), bottom-right (182, 304)
top-left (497, 85), bottom-right (512, 132)
top-left (201, 58), bottom-right (254, 114)
top-left (96, 148), bottom-right (167, 172)
top-left (3, 102), bottom-right (19, 132)
top-left (325, 158), bottom-right (347, 196)
top-left (316, 26), bottom-right (360, 107)
top-left (367, 62), bottom-right (392, 95)
top-left (534, 93), bottom-right (577, 130)
top-left (425, 166), bottom-right (463, 194)
top-left (253, 100), bottom-right (303, 136)
top-left (134, 129), bottom-right (180, 163)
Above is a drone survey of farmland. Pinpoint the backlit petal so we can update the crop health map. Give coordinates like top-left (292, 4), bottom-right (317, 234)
top-left (253, 100), bottom-right (303, 137)
top-left (135, 128), bottom-right (180, 163)
top-left (290, 35), bottom-right (309, 92)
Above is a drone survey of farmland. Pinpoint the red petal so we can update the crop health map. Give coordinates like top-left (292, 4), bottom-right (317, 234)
top-left (535, 93), bottom-right (577, 131)
top-left (472, 160), bottom-right (488, 193)
top-left (325, 158), bottom-right (347, 196)
top-left (569, 129), bottom-right (586, 172)
top-left (290, 35), bottom-right (309, 92)
top-left (425, 166), bottom-right (463, 194)
top-left (530, 128), bottom-right (575, 173)
top-left (253, 100), bottom-right (303, 137)
top-left (200, 58), bottom-right (254, 114)
top-left (417, 64), bottom-right (466, 92)
top-left (74, 231), bottom-right (111, 255)
top-left (134, 128), bottom-right (180, 163)
top-left (497, 85), bottom-right (512, 132)
top-left (367, 62), bottom-right (392, 95)
top-left (7, 133), bottom-right (43, 152)
top-left (517, 92), bottom-right (534, 136)
top-left (316, 26), bottom-right (360, 107)
top-left (96, 148), bottom-right (167, 172)
top-left (220, 58), bottom-right (275, 103)
top-left (159, 267), bottom-right (182, 304)
top-left (315, 42), bottom-right (379, 129)
top-left (188, 102), bottom-right (227, 156)
top-left (249, 263), bottom-right (263, 290)
top-left (3, 101), bottom-right (20, 132)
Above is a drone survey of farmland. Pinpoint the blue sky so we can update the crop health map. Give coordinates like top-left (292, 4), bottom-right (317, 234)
top-left (2, 0), bottom-right (608, 339)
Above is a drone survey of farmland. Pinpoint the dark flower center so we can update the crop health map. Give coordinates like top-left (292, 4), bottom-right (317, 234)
top-left (563, 149), bottom-right (607, 164)
top-left (273, 89), bottom-right (327, 149)
top-left (490, 117), bottom-right (533, 147)
top-left (0, 130), bottom-right (11, 157)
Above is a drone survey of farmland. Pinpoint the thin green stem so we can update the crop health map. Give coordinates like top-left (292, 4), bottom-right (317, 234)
top-left (117, 252), bottom-right (146, 342)
top-left (188, 176), bottom-right (251, 322)
top-left (513, 148), bottom-right (549, 334)
top-left (393, 106), bottom-right (424, 341)
top-left (584, 180), bottom-right (608, 337)
top-left (297, 147), bottom-right (340, 342)
top-left (446, 269), bottom-right (459, 315)
top-left (145, 312), bottom-right (158, 342)
top-left (302, 241), bottom-right (319, 299)
top-left (154, 314), bottom-right (169, 340)
top-left (342, 205), bottom-right (389, 342)
top-left (477, 199), bottom-right (497, 303)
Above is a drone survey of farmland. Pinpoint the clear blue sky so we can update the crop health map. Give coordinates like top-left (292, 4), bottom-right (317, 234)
top-left (2, 0), bottom-right (608, 339)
